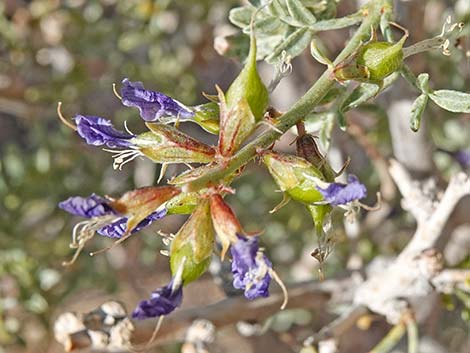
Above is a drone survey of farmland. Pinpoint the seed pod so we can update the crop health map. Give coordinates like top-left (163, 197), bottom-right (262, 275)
top-left (263, 151), bottom-right (327, 204)
top-left (170, 199), bottom-right (214, 284)
top-left (136, 123), bottom-right (216, 164)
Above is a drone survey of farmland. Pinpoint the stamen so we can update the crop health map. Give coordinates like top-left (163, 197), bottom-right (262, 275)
top-left (89, 230), bottom-right (133, 257)
top-left (64, 215), bottom-right (118, 265)
top-left (269, 193), bottom-right (291, 214)
top-left (160, 250), bottom-right (169, 257)
top-left (57, 102), bottom-right (77, 131)
top-left (123, 121), bottom-right (134, 135)
top-left (269, 268), bottom-right (289, 310)
top-left (103, 148), bottom-right (143, 170)
top-left (358, 191), bottom-right (382, 211)
top-left (130, 316), bottom-right (165, 353)
top-left (112, 83), bottom-right (122, 100)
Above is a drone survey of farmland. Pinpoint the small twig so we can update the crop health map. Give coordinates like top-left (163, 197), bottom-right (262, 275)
top-left (368, 322), bottom-right (406, 353)
top-left (406, 318), bottom-right (418, 353)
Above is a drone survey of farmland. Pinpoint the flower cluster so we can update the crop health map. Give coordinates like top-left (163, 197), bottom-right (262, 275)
top-left (59, 27), bottom-right (372, 323)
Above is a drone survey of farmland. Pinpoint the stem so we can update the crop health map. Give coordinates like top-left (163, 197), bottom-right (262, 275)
top-left (368, 322), bottom-right (406, 353)
top-left (402, 37), bottom-right (444, 58)
top-left (406, 320), bottom-right (419, 353)
top-left (185, 0), bottom-right (389, 192)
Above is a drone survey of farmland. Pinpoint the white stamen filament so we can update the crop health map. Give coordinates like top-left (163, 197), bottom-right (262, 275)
top-left (103, 148), bottom-right (144, 170)
top-left (269, 267), bottom-right (289, 310)
top-left (63, 215), bottom-right (118, 266)
top-left (112, 83), bottom-right (122, 100)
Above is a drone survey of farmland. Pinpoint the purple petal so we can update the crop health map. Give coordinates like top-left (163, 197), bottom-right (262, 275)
top-left (317, 175), bottom-right (367, 206)
top-left (455, 149), bottom-right (470, 169)
top-left (74, 115), bottom-right (135, 148)
top-left (97, 208), bottom-right (168, 239)
top-left (132, 280), bottom-right (183, 319)
top-left (231, 234), bottom-right (272, 300)
top-left (121, 78), bottom-right (194, 121)
top-left (59, 194), bottom-right (116, 218)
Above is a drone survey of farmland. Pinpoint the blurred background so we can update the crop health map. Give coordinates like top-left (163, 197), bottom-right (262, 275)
top-left (0, 1), bottom-right (469, 352)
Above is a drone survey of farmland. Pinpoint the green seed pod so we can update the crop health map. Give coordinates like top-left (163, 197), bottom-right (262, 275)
top-left (136, 123), bottom-right (216, 164)
top-left (225, 30), bottom-right (269, 121)
top-left (356, 39), bottom-right (405, 83)
top-left (334, 29), bottom-right (407, 84)
top-left (263, 151), bottom-right (327, 204)
top-left (170, 199), bottom-right (214, 284)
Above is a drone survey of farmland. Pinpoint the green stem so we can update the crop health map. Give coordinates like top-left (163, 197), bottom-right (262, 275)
top-left (369, 322), bottom-right (406, 353)
top-left (406, 319), bottom-right (419, 353)
top-left (185, 0), bottom-right (390, 192)
top-left (402, 37), bottom-right (444, 59)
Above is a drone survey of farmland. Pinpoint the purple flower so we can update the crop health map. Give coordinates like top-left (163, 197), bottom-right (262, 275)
top-left (231, 234), bottom-right (272, 300)
top-left (59, 194), bottom-right (167, 239)
top-left (74, 115), bottom-right (135, 148)
top-left (132, 280), bottom-right (183, 319)
top-left (58, 194), bottom-right (116, 218)
top-left (317, 175), bottom-right (367, 206)
top-left (455, 149), bottom-right (470, 169)
top-left (97, 209), bottom-right (167, 239)
top-left (121, 78), bottom-right (194, 121)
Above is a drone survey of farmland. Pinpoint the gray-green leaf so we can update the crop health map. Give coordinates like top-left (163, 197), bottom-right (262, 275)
top-left (285, 0), bottom-right (316, 27)
top-left (266, 27), bottom-right (313, 63)
top-left (410, 94), bottom-right (428, 132)
top-left (429, 90), bottom-right (470, 113)
top-left (416, 73), bottom-right (429, 94)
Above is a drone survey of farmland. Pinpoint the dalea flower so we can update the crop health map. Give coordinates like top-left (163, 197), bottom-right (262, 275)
top-left (132, 279), bottom-right (183, 320)
top-left (74, 115), bottom-right (136, 148)
top-left (317, 175), bottom-right (367, 206)
top-left (121, 78), bottom-right (194, 122)
top-left (59, 186), bottom-right (180, 265)
top-left (133, 253), bottom-right (187, 320)
top-left (231, 234), bottom-right (272, 300)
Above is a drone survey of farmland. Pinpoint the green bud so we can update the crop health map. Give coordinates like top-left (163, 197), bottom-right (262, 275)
top-left (218, 86), bottom-right (256, 157)
top-left (165, 192), bottom-right (200, 215)
top-left (225, 30), bottom-right (269, 121)
top-left (192, 102), bottom-right (220, 134)
top-left (136, 123), bottom-right (216, 164)
top-left (170, 199), bottom-right (214, 283)
top-left (263, 151), bottom-right (327, 204)
top-left (356, 39), bottom-right (405, 83)
top-left (334, 32), bottom-right (407, 84)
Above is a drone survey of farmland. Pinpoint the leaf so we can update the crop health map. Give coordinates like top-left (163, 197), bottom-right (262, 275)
top-left (429, 90), bottom-right (470, 113)
top-left (410, 94), bottom-right (428, 132)
top-left (266, 27), bottom-right (313, 63)
top-left (229, 6), bottom-right (255, 28)
top-left (336, 111), bottom-right (347, 131)
top-left (416, 73), bottom-right (429, 94)
top-left (340, 83), bottom-right (379, 112)
top-left (285, 0), bottom-right (316, 26)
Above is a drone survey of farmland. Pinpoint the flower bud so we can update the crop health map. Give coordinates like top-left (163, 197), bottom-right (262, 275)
top-left (209, 194), bottom-right (241, 260)
top-left (263, 151), bottom-right (327, 204)
top-left (218, 86), bottom-right (256, 157)
top-left (334, 33), bottom-right (407, 84)
top-left (170, 199), bottom-right (214, 284)
top-left (165, 192), bottom-right (200, 215)
top-left (225, 31), bottom-right (269, 121)
top-left (192, 102), bottom-right (220, 134)
top-left (110, 186), bottom-right (181, 232)
top-left (135, 123), bottom-right (216, 164)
